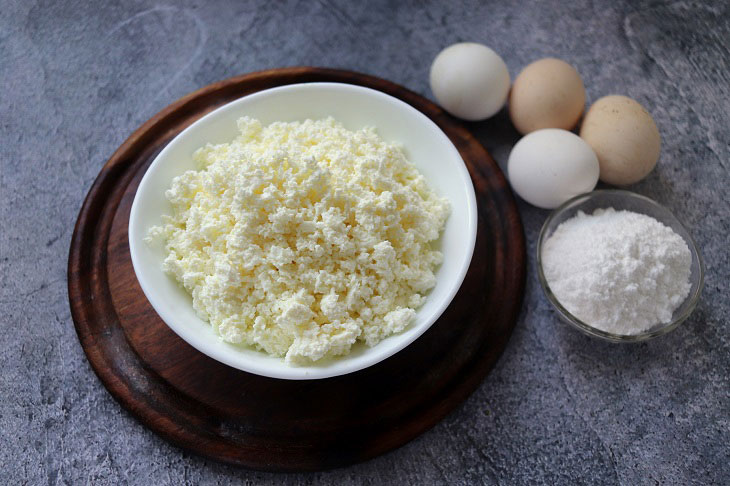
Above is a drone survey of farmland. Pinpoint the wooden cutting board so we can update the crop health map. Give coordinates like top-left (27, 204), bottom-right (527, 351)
top-left (68, 67), bottom-right (526, 471)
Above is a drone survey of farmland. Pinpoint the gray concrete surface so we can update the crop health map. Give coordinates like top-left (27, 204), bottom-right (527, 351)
top-left (2, 0), bottom-right (728, 484)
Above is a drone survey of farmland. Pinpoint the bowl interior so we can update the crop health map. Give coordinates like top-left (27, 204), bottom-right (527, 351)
top-left (537, 190), bottom-right (704, 342)
top-left (129, 82), bottom-right (478, 379)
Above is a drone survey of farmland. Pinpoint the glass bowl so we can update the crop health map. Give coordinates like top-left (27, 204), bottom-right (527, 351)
top-left (537, 189), bottom-right (704, 342)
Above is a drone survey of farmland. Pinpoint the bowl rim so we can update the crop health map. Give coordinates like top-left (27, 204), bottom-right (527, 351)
top-left (536, 189), bottom-right (705, 342)
top-left (128, 81), bottom-right (478, 379)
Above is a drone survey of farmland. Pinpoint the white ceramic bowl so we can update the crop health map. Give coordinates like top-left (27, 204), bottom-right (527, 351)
top-left (129, 82), bottom-right (478, 380)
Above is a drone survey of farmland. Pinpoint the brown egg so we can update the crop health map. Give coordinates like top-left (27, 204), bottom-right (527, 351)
top-left (509, 58), bottom-right (586, 134)
top-left (580, 95), bottom-right (661, 185)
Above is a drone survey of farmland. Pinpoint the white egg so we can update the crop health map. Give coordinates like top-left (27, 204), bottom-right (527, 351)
top-left (508, 129), bottom-right (599, 209)
top-left (430, 43), bottom-right (511, 121)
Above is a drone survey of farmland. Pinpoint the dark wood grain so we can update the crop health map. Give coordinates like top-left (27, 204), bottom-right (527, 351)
top-left (67, 67), bottom-right (526, 472)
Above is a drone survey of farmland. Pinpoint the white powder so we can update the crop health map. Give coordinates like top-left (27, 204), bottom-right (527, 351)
top-left (541, 208), bottom-right (692, 335)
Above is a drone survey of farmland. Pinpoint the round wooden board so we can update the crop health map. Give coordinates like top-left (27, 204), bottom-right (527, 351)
top-left (68, 67), bottom-right (526, 472)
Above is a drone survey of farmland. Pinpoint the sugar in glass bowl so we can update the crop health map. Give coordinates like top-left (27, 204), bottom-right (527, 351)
top-left (537, 190), bottom-right (704, 342)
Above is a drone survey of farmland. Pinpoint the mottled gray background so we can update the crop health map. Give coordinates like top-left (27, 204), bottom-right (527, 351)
top-left (1, 0), bottom-right (728, 484)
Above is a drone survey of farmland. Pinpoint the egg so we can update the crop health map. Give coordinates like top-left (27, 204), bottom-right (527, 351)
top-left (580, 95), bottom-right (661, 185)
top-left (508, 129), bottom-right (599, 209)
top-left (509, 58), bottom-right (586, 134)
top-left (430, 42), bottom-right (511, 121)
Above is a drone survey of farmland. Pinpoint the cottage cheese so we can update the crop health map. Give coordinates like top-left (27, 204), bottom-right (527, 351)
top-left (150, 117), bottom-right (449, 364)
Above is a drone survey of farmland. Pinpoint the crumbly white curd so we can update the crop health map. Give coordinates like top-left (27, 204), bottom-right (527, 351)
top-left (148, 117), bottom-right (449, 364)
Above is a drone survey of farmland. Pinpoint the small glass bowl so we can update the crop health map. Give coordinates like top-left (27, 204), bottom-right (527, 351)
top-left (537, 190), bottom-right (705, 342)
